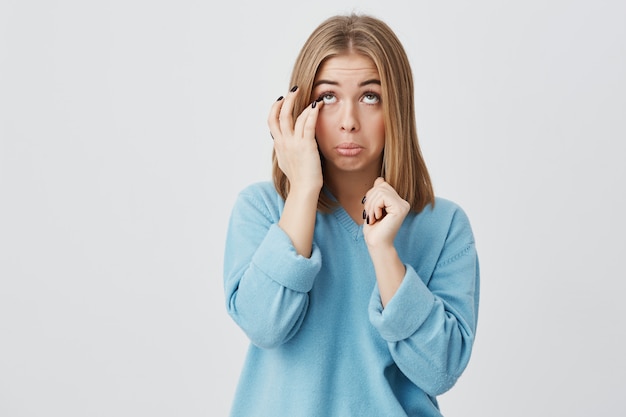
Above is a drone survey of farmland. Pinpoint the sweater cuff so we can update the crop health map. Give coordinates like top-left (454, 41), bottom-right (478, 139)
top-left (251, 224), bottom-right (321, 293)
top-left (368, 264), bottom-right (435, 342)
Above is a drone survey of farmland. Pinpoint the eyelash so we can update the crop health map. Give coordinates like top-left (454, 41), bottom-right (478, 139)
top-left (317, 91), bottom-right (336, 103)
top-left (362, 91), bottom-right (381, 104)
top-left (316, 90), bottom-right (381, 105)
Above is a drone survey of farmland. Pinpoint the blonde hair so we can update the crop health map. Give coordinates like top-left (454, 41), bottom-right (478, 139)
top-left (272, 14), bottom-right (435, 213)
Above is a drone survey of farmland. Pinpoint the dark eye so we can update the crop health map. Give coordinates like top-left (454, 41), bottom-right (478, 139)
top-left (363, 93), bottom-right (380, 104)
top-left (319, 93), bottom-right (337, 104)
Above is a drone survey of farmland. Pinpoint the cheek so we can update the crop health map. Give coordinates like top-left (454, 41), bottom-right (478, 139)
top-left (370, 114), bottom-right (385, 144)
top-left (376, 117), bottom-right (385, 135)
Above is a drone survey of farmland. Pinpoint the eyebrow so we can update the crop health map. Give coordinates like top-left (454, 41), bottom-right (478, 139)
top-left (313, 79), bottom-right (381, 87)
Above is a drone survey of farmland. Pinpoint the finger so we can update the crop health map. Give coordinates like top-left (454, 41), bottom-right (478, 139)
top-left (293, 101), bottom-right (312, 139)
top-left (370, 178), bottom-right (389, 221)
top-left (373, 200), bottom-right (386, 221)
top-left (365, 194), bottom-right (382, 224)
top-left (278, 85), bottom-right (299, 136)
top-left (295, 99), bottom-right (324, 140)
top-left (364, 188), bottom-right (390, 225)
top-left (268, 95), bottom-right (285, 139)
top-left (364, 192), bottom-right (379, 225)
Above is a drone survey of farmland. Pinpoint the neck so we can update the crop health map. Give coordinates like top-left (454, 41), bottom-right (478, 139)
top-left (324, 165), bottom-right (381, 209)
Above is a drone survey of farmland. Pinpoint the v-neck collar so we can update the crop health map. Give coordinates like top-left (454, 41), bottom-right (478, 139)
top-left (323, 186), bottom-right (363, 241)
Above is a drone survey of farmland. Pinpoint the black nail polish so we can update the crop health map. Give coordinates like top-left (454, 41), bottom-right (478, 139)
top-left (362, 210), bottom-right (366, 219)
top-left (366, 215), bottom-right (370, 225)
top-left (277, 96), bottom-right (284, 101)
top-left (311, 100), bottom-right (317, 109)
top-left (316, 96), bottom-right (323, 102)
top-left (361, 196), bottom-right (366, 204)
top-left (290, 86), bottom-right (298, 92)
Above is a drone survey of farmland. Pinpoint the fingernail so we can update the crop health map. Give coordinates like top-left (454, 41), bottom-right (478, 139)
top-left (311, 100), bottom-right (317, 109)
top-left (290, 86), bottom-right (298, 92)
top-left (277, 96), bottom-right (284, 101)
top-left (366, 215), bottom-right (370, 225)
top-left (362, 210), bottom-right (366, 220)
top-left (316, 96), bottom-right (323, 102)
top-left (361, 196), bottom-right (366, 204)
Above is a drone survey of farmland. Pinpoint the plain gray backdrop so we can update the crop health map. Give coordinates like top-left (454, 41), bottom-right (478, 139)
top-left (1, 0), bottom-right (625, 416)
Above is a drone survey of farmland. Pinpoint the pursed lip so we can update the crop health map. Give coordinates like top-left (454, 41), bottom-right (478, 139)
top-left (335, 142), bottom-right (363, 156)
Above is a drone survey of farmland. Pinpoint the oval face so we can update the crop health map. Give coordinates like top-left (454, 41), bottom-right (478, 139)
top-left (312, 52), bottom-right (385, 178)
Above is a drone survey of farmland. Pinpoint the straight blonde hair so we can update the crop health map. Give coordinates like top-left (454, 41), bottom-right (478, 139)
top-left (272, 14), bottom-right (435, 213)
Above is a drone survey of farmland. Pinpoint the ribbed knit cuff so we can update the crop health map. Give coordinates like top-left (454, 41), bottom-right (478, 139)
top-left (251, 224), bottom-right (321, 293)
top-left (368, 264), bottom-right (435, 342)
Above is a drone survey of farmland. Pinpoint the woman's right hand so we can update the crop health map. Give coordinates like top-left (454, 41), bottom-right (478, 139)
top-left (268, 87), bottom-right (324, 193)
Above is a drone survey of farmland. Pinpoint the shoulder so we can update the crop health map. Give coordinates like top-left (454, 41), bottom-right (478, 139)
top-left (237, 180), bottom-right (279, 200)
top-left (429, 197), bottom-right (476, 257)
top-left (398, 196), bottom-right (476, 279)
top-left (418, 197), bottom-right (471, 225)
top-left (432, 197), bottom-right (472, 227)
top-left (232, 181), bottom-right (284, 221)
top-left (409, 196), bottom-right (475, 246)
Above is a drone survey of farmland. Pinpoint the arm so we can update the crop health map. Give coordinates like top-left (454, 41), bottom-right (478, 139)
top-left (278, 186), bottom-right (319, 258)
top-left (223, 89), bottom-right (325, 348)
top-left (362, 177), bottom-right (411, 306)
top-left (271, 89), bottom-right (324, 258)
top-left (368, 208), bottom-right (480, 396)
top-left (223, 187), bottom-right (322, 348)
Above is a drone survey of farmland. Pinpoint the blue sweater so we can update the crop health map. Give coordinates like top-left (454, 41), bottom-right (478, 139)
top-left (224, 181), bottom-right (479, 416)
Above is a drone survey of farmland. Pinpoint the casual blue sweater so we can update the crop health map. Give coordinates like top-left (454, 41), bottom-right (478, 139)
top-left (224, 181), bottom-right (479, 417)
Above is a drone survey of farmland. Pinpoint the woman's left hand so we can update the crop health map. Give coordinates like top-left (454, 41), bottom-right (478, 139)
top-left (362, 177), bottom-right (410, 249)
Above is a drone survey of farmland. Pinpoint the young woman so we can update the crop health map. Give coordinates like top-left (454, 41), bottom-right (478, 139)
top-left (224, 13), bottom-right (479, 417)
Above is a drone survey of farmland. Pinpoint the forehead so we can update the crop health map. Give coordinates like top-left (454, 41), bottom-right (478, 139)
top-left (315, 53), bottom-right (379, 82)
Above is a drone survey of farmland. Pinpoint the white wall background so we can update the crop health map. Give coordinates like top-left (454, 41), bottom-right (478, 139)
top-left (1, 0), bottom-right (624, 416)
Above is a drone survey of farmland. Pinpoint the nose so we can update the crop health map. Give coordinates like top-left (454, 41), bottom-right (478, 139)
top-left (340, 102), bottom-right (359, 132)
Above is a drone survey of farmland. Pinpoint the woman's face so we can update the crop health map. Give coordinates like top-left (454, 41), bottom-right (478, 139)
top-left (312, 52), bottom-right (385, 178)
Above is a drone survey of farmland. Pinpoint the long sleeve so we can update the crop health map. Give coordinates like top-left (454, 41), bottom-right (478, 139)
top-left (225, 189), bottom-right (479, 416)
top-left (368, 206), bottom-right (480, 396)
top-left (223, 184), bottom-right (322, 349)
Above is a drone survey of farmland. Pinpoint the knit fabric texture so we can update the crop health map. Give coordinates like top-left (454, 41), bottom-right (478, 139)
top-left (224, 181), bottom-right (479, 417)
